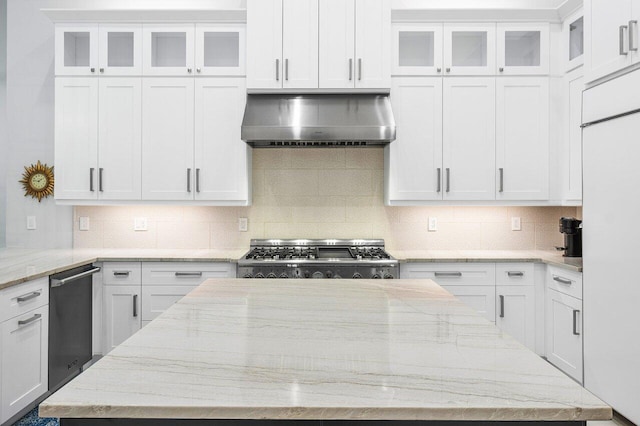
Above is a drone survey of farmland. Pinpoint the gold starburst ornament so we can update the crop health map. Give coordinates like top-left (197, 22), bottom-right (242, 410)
top-left (19, 161), bottom-right (55, 202)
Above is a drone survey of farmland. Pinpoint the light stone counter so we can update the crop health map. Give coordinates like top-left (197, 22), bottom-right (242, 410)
top-left (40, 278), bottom-right (610, 422)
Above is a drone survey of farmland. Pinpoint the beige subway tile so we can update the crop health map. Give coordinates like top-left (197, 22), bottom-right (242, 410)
top-left (264, 169), bottom-right (319, 196)
top-left (73, 220), bottom-right (104, 248)
top-left (423, 222), bottom-right (484, 250)
top-left (252, 169), bottom-right (265, 197)
top-left (318, 169), bottom-right (373, 196)
top-left (253, 149), bottom-right (292, 170)
top-left (157, 221), bottom-right (210, 249)
top-left (246, 201), bottom-right (293, 224)
top-left (103, 220), bottom-right (157, 249)
top-left (345, 148), bottom-right (383, 170)
top-left (210, 222), bottom-right (253, 249)
top-left (315, 222), bottom-right (373, 239)
top-left (289, 148), bottom-right (346, 169)
top-left (535, 222), bottom-right (565, 251)
top-left (453, 206), bottom-right (509, 223)
top-left (264, 223), bottom-right (318, 239)
top-left (292, 205), bottom-right (346, 223)
top-left (480, 222), bottom-right (536, 250)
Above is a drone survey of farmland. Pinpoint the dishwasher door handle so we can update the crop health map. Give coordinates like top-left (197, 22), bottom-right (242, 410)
top-left (51, 267), bottom-right (101, 288)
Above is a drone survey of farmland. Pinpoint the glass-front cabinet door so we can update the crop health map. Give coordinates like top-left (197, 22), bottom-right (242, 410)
top-left (99, 25), bottom-right (142, 75)
top-left (392, 24), bottom-right (443, 76)
top-left (195, 24), bottom-right (246, 76)
top-left (444, 23), bottom-right (496, 75)
top-left (497, 23), bottom-right (549, 75)
top-left (55, 24), bottom-right (99, 76)
top-left (564, 9), bottom-right (584, 71)
top-left (142, 24), bottom-right (195, 76)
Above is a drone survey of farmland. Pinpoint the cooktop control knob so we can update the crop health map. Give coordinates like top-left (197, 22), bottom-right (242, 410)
top-left (333, 274), bottom-right (342, 279)
top-left (325, 271), bottom-right (333, 278)
top-left (242, 273), bottom-right (253, 278)
top-left (266, 272), bottom-right (277, 279)
top-left (303, 270), bottom-right (311, 278)
top-left (279, 273), bottom-right (289, 279)
top-left (371, 273), bottom-right (382, 279)
top-left (312, 271), bottom-right (324, 279)
top-left (383, 273), bottom-right (394, 279)
top-left (352, 272), bottom-right (362, 279)
top-left (254, 272), bottom-right (265, 279)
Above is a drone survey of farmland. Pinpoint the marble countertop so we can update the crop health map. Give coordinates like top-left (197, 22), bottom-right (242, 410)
top-left (0, 248), bottom-right (581, 291)
top-left (40, 278), bottom-right (610, 421)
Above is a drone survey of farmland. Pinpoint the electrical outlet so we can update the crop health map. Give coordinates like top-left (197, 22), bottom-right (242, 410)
top-left (238, 217), bottom-right (248, 232)
top-left (79, 216), bottom-right (90, 231)
top-left (511, 217), bottom-right (522, 231)
top-left (428, 217), bottom-right (438, 232)
top-left (26, 216), bottom-right (36, 230)
top-left (134, 217), bottom-right (148, 231)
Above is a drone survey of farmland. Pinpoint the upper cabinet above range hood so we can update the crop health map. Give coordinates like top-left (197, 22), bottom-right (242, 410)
top-left (241, 94), bottom-right (396, 147)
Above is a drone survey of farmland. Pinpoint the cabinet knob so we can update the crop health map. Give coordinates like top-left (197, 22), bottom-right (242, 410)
top-left (90, 68), bottom-right (95, 73)
top-left (499, 67), bottom-right (504, 72)
top-left (99, 68), bottom-right (104, 73)
top-left (187, 68), bottom-right (193, 73)
top-left (446, 67), bottom-right (451, 73)
top-left (196, 68), bottom-right (201, 73)
top-left (437, 68), bottom-right (442, 73)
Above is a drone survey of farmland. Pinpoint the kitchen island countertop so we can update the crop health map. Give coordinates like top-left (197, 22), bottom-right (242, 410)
top-left (40, 278), bottom-right (609, 422)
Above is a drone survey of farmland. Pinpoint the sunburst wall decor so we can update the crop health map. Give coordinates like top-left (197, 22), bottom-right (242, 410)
top-left (19, 161), bottom-right (55, 202)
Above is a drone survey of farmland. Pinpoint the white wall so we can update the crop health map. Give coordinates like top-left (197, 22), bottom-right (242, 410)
top-left (5, 0), bottom-right (73, 248)
top-left (0, 0), bottom-right (7, 248)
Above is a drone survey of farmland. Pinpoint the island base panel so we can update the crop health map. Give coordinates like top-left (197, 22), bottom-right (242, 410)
top-left (60, 420), bottom-right (587, 426)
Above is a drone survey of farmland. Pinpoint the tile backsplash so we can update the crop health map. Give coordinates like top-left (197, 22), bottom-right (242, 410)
top-left (74, 149), bottom-right (577, 251)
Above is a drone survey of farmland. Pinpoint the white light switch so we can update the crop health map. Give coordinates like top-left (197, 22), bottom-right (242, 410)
top-left (428, 217), bottom-right (438, 232)
top-left (238, 217), bottom-right (248, 232)
top-left (511, 217), bottom-right (522, 231)
top-left (26, 216), bottom-right (36, 230)
top-left (79, 216), bottom-right (90, 231)
top-left (134, 217), bottom-right (148, 231)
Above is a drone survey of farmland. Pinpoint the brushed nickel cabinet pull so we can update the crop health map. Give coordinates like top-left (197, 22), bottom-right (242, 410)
top-left (499, 295), bottom-right (505, 318)
top-left (620, 25), bottom-right (629, 55)
top-left (175, 272), bottom-right (203, 277)
top-left (90, 168), bottom-right (95, 192)
top-left (187, 168), bottom-right (192, 193)
top-left (437, 168), bottom-right (441, 193)
top-left (553, 276), bottom-right (572, 285)
top-left (349, 58), bottom-right (353, 81)
top-left (507, 271), bottom-right (524, 277)
top-left (196, 168), bottom-right (201, 193)
top-left (572, 310), bottom-right (580, 335)
top-left (499, 168), bottom-right (504, 193)
top-left (446, 168), bottom-right (451, 193)
top-left (99, 168), bottom-right (104, 192)
top-left (17, 291), bottom-right (41, 302)
top-left (276, 59), bottom-right (280, 81)
top-left (133, 294), bottom-right (138, 317)
top-left (434, 272), bottom-right (462, 277)
top-left (113, 271), bottom-right (130, 277)
top-left (285, 59), bottom-right (289, 81)
top-left (630, 20), bottom-right (638, 51)
top-left (18, 313), bottom-right (41, 326)
top-left (358, 58), bottom-right (362, 80)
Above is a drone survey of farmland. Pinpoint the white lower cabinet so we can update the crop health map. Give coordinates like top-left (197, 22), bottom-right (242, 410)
top-left (142, 285), bottom-right (196, 322)
top-left (496, 286), bottom-right (535, 350)
top-left (0, 278), bottom-right (49, 425)
top-left (103, 285), bottom-right (141, 354)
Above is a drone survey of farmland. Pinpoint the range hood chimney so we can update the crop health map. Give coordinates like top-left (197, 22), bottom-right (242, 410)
top-left (241, 93), bottom-right (396, 147)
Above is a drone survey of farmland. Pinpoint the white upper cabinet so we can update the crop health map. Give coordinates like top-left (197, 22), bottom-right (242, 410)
top-left (141, 78), bottom-right (195, 201)
top-left (354, 0), bottom-right (391, 88)
top-left (55, 24), bottom-right (99, 76)
top-left (247, 0), bottom-right (283, 89)
top-left (584, 0), bottom-right (637, 83)
top-left (282, 0), bottom-right (319, 89)
top-left (444, 23), bottom-right (496, 75)
top-left (319, 0), bottom-right (356, 88)
top-left (386, 77), bottom-right (443, 203)
top-left (194, 78), bottom-right (250, 202)
top-left (195, 24), bottom-right (246, 76)
top-left (443, 78), bottom-right (496, 201)
top-left (564, 9), bottom-right (584, 71)
top-left (496, 77), bottom-right (549, 201)
top-left (392, 24), bottom-right (443, 76)
top-left (497, 23), bottom-right (549, 75)
top-left (98, 25), bottom-right (142, 76)
top-left (142, 24), bottom-right (195, 76)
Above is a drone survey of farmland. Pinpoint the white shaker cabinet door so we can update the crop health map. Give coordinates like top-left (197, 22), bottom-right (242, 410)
top-left (247, 0), bottom-right (283, 89)
top-left (0, 306), bottom-right (48, 424)
top-left (54, 77), bottom-right (99, 200)
top-left (355, 0), bottom-right (391, 88)
top-left (440, 285), bottom-right (497, 323)
top-left (443, 78), bottom-right (496, 201)
top-left (496, 285), bottom-right (536, 351)
top-left (141, 285), bottom-right (196, 322)
top-left (194, 78), bottom-right (251, 203)
top-left (282, 0), bottom-right (319, 89)
top-left (55, 24), bottom-right (99, 76)
top-left (546, 288), bottom-right (583, 383)
top-left (103, 285), bottom-right (141, 355)
top-left (386, 77), bottom-right (443, 203)
top-left (98, 78), bottom-right (142, 200)
top-left (141, 78), bottom-right (195, 201)
top-left (98, 24), bottom-right (143, 76)
top-left (142, 24), bottom-right (195, 76)
top-left (319, 0), bottom-right (355, 89)
top-left (496, 77), bottom-right (549, 201)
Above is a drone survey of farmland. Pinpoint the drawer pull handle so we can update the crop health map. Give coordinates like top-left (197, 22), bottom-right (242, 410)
top-left (434, 272), bottom-right (462, 277)
top-left (499, 295), bottom-right (505, 318)
top-left (17, 291), bottom-right (41, 302)
top-left (113, 271), bottom-right (130, 277)
top-left (133, 294), bottom-right (138, 317)
top-left (572, 309), bottom-right (580, 335)
top-left (175, 272), bottom-right (203, 277)
top-left (553, 276), bottom-right (572, 285)
top-left (507, 271), bottom-right (524, 277)
top-left (18, 313), bottom-right (41, 326)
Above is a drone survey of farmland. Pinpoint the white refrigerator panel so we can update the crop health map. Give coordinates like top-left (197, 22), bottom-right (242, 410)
top-left (583, 112), bottom-right (640, 424)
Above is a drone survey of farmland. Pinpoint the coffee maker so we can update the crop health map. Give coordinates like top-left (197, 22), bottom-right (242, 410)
top-left (558, 217), bottom-right (582, 257)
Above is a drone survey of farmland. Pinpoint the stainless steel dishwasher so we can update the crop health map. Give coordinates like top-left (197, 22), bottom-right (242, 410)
top-left (49, 264), bottom-right (100, 392)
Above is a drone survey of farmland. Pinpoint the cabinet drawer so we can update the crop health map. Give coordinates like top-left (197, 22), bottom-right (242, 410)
top-left (0, 278), bottom-right (49, 323)
top-left (141, 285), bottom-right (197, 321)
top-left (401, 263), bottom-right (495, 286)
top-left (495, 263), bottom-right (534, 286)
top-left (102, 262), bottom-right (142, 286)
top-left (441, 284), bottom-right (496, 322)
top-left (547, 266), bottom-right (582, 300)
top-left (142, 262), bottom-right (234, 286)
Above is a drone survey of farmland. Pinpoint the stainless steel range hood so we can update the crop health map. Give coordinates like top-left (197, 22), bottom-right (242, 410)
top-left (241, 93), bottom-right (396, 147)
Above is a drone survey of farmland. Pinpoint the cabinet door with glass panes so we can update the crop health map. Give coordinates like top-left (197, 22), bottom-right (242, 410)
top-left (195, 24), bottom-right (246, 76)
top-left (98, 25), bottom-right (142, 76)
top-left (391, 24), bottom-right (443, 76)
top-left (443, 23), bottom-right (496, 75)
top-left (497, 23), bottom-right (549, 75)
top-left (55, 24), bottom-right (99, 76)
top-left (142, 24), bottom-right (195, 76)
top-left (564, 9), bottom-right (584, 71)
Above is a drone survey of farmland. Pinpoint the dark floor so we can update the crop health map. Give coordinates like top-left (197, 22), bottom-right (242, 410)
top-left (11, 407), bottom-right (58, 426)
